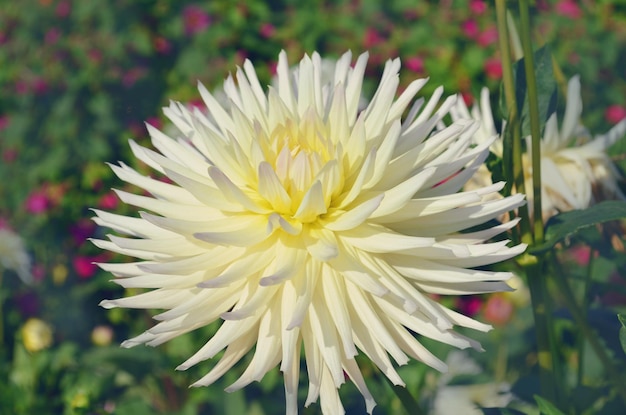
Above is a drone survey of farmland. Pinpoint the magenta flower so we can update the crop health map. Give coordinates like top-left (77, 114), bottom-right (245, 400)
top-left (259, 23), bottom-right (275, 39)
top-left (461, 20), bottom-right (479, 39)
top-left (484, 58), bottom-right (503, 80)
top-left (405, 56), bottom-right (424, 73)
top-left (74, 256), bottom-right (99, 279)
top-left (25, 191), bottom-right (50, 214)
top-left (363, 27), bottom-right (384, 48)
top-left (182, 5), bottom-right (211, 36)
top-left (605, 104), bottom-right (626, 124)
top-left (470, 0), bottom-right (487, 14)
top-left (555, 0), bottom-right (582, 19)
top-left (477, 26), bottom-right (498, 47)
top-left (98, 192), bottom-right (119, 210)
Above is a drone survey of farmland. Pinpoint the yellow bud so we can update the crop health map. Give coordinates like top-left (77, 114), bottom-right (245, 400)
top-left (22, 318), bottom-right (53, 352)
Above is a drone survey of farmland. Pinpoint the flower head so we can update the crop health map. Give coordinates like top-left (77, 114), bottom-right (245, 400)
top-left (452, 76), bottom-right (626, 221)
top-left (22, 318), bottom-right (53, 352)
top-left (93, 51), bottom-right (525, 414)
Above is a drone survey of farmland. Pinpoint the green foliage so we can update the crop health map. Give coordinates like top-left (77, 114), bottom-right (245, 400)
top-left (617, 314), bottom-right (626, 353)
top-left (500, 45), bottom-right (557, 138)
top-left (534, 395), bottom-right (566, 415)
top-left (530, 201), bottom-right (626, 254)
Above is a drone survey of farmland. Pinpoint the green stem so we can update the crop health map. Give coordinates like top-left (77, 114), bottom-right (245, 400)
top-left (525, 260), bottom-right (559, 404)
top-left (518, 0), bottom-right (544, 244)
top-left (0, 269), bottom-right (3, 348)
top-left (576, 249), bottom-right (595, 386)
top-left (550, 254), bottom-right (626, 405)
top-left (517, 0), bottom-right (562, 406)
top-left (495, 0), bottom-right (532, 246)
top-left (382, 374), bottom-right (424, 415)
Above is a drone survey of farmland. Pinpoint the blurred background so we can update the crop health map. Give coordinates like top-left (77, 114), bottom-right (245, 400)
top-left (1, 0), bottom-right (626, 414)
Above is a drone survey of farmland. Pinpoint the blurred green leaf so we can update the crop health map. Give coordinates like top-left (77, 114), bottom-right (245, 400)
top-left (619, 314), bottom-right (626, 354)
top-left (529, 201), bottom-right (626, 254)
top-left (534, 395), bottom-right (566, 415)
top-left (500, 45), bottom-right (557, 138)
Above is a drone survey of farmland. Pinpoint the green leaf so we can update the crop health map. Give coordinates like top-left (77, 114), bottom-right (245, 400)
top-left (529, 201), bottom-right (626, 254)
top-left (534, 395), bottom-right (566, 415)
top-left (499, 45), bottom-right (557, 139)
top-left (619, 314), bottom-right (626, 354)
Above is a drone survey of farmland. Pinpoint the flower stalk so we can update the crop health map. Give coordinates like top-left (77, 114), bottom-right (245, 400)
top-left (495, 0), bottom-right (532, 246)
top-left (497, 0), bottom-right (559, 405)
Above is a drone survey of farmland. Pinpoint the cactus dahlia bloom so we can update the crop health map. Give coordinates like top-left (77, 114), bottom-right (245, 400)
top-left (93, 51), bottom-right (525, 414)
top-left (453, 76), bottom-right (626, 221)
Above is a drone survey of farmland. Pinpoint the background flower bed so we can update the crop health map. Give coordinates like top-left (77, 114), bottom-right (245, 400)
top-left (1, 0), bottom-right (626, 414)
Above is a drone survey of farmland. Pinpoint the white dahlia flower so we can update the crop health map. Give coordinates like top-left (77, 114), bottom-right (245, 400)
top-left (93, 51), bottom-right (525, 414)
top-left (452, 76), bottom-right (626, 221)
top-left (430, 351), bottom-right (511, 415)
top-left (0, 227), bottom-right (32, 284)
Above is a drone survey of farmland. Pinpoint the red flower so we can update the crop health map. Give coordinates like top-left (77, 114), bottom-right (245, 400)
top-left (405, 57), bottom-right (424, 73)
top-left (154, 37), bottom-right (172, 54)
top-left (363, 28), bottom-right (384, 48)
top-left (0, 115), bottom-right (8, 130)
top-left (98, 192), bottom-right (119, 210)
top-left (73, 256), bottom-right (99, 279)
top-left (555, 0), bottom-right (582, 19)
top-left (605, 105), bottom-right (626, 124)
top-left (260, 23), bottom-right (275, 39)
top-left (477, 26), bottom-right (498, 47)
top-left (483, 294), bottom-right (514, 326)
top-left (461, 20), bottom-right (479, 39)
top-left (25, 191), bottom-right (50, 214)
top-left (183, 5), bottom-right (211, 36)
top-left (55, 0), bottom-right (71, 18)
top-left (470, 0), bottom-right (487, 14)
top-left (484, 58), bottom-right (503, 80)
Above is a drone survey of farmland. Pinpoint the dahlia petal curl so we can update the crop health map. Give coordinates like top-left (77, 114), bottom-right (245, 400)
top-left (92, 50), bottom-right (526, 415)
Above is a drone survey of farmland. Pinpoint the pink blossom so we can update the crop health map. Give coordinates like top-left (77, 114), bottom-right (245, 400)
top-left (363, 28), bottom-right (384, 48)
top-left (154, 36), bottom-right (171, 54)
top-left (569, 245), bottom-right (592, 266)
top-left (88, 49), bottom-right (103, 64)
top-left (3, 148), bottom-right (18, 163)
top-left (25, 190), bottom-right (50, 214)
top-left (122, 68), bottom-right (146, 88)
top-left (260, 23), bottom-right (275, 39)
top-left (461, 91), bottom-right (474, 107)
top-left (98, 192), bottom-right (119, 210)
top-left (605, 105), bottom-right (626, 124)
top-left (456, 296), bottom-right (483, 317)
top-left (461, 20), bottom-right (479, 38)
top-left (477, 26), bottom-right (498, 47)
top-left (15, 80), bottom-right (29, 95)
top-left (405, 57), bottom-right (424, 73)
top-left (0, 115), bottom-right (9, 130)
top-left (45, 28), bottom-right (61, 44)
top-left (33, 78), bottom-right (48, 95)
top-left (484, 58), bottom-right (503, 80)
top-left (484, 294), bottom-right (514, 326)
top-left (268, 61), bottom-right (278, 76)
top-left (470, 0), bottom-right (487, 14)
top-left (55, 0), bottom-right (71, 18)
top-left (145, 117), bottom-right (162, 129)
top-left (182, 5), bottom-right (211, 36)
top-left (73, 256), bottom-right (99, 279)
top-left (555, 0), bottom-right (582, 19)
